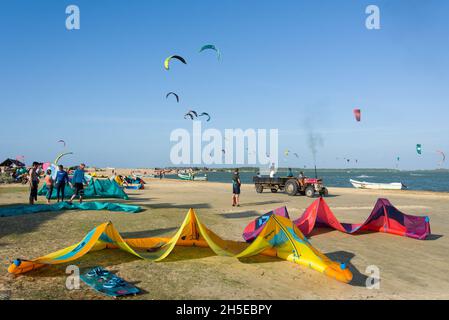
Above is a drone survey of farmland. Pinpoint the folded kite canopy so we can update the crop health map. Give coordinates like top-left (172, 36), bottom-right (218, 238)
top-left (8, 208), bottom-right (352, 283)
top-left (0, 202), bottom-right (141, 217)
top-left (38, 179), bottom-right (129, 200)
top-left (243, 198), bottom-right (431, 241)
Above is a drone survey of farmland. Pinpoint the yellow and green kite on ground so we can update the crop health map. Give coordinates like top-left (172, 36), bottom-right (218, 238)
top-left (8, 208), bottom-right (352, 283)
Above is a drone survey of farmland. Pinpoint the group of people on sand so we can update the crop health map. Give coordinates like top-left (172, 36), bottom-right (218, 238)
top-left (28, 162), bottom-right (87, 205)
top-left (27, 163), bottom-right (303, 208)
top-left (110, 170), bottom-right (145, 188)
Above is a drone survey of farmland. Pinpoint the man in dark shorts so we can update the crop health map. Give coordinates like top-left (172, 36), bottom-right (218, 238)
top-left (232, 168), bottom-right (241, 207)
top-left (69, 163), bottom-right (87, 204)
top-left (28, 162), bottom-right (40, 205)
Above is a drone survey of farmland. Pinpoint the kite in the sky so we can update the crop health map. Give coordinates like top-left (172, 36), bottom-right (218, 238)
top-left (54, 152), bottom-right (73, 165)
top-left (416, 144), bottom-right (422, 155)
top-left (353, 109), bottom-right (361, 122)
top-left (184, 112), bottom-right (194, 120)
top-left (164, 55), bottom-right (187, 70)
top-left (198, 112), bottom-right (211, 122)
top-left (199, 44), bottom-right (221, 60)
top-left (436, 150), bottom-right (445, 165)
top-left (184, 110), bottom-right (198, 120)
top-left (57, 140), bottom-right (66, 147)
top-left (294, 153), bottom-right (299, 158)
top-left (166, 92), bottom-right (179, 103)
top-left (188, 110), bottom-right (198, 118)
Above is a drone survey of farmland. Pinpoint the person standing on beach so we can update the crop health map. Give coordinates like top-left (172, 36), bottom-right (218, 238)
top-left (55, 165), bottom-right (69, 202)
top-left (232, 168), bottom-right (241, 207)
top-left (69, 163), bottom-right (87, 204)
top-left (44, 169), bottom-right (54, 204)
top-left (28, 162), bottom-right (40, 205)
top-left (298, 171), bottom-right (305, 188)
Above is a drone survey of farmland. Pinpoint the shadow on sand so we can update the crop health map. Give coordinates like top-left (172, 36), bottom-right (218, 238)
top-left (239, 200), bottom-right (284, 207)
top-left (220, 211), bottom-right (261, 219)
top-left (120, 227), bottom-right (177, 239)
top-left (140, 202), bottom-right (211, 210)
top-left (326, 251), bottom-right (368, 287)
top-left (0, 209), bottom-right (64, 245)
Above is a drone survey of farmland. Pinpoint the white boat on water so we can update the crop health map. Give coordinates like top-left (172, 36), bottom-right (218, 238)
top-left (178, 173), bottom-right (208, 181)
top-left (350, 179), bottom-right (406, 190)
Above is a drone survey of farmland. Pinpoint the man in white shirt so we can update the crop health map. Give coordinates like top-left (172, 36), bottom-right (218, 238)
top-left (269, 163), bottom-right (276, 178)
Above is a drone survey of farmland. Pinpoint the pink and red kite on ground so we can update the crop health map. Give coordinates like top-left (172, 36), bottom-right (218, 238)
top-left (243, 198), bottom-right (431, 242)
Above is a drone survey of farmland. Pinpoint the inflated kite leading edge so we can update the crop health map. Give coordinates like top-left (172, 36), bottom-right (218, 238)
top-left (8, 208), bottom-right (352, 283)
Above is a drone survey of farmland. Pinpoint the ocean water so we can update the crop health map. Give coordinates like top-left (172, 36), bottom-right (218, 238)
top-left (170, 170), bottom-right (449, 193)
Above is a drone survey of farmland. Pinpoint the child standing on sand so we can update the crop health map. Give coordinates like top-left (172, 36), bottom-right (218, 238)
top-left (44, 169), bottom-right (54, 204)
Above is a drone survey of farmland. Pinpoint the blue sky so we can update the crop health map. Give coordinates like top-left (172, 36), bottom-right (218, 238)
top-left (0, 0), bottom-right (448, 169)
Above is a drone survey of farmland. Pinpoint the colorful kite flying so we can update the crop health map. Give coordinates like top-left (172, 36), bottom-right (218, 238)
top-left (54, 152), bottom-right (73, 165)
top-left (164, 55), bottom-right (187, 70)
top-left (353, 109), bottom-right (361, 122)
top-left (436, 150), bottom-right (445, 166)
top-left (416, 144), bottom-right (422, 155)
top-left (198, 112), bottom-right (211, 122)
top-left (199, 44), bottom-right (221, 60)
top-left (166, 92), bottom-right (179, 103)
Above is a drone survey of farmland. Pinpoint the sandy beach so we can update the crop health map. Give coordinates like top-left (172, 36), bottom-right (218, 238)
top-left (0, 179), bottom-right (448, 300)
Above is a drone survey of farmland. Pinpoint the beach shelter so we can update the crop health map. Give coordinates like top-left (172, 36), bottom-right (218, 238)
top-left (0, 158), bottom-right (25, 168)
top-left (38, 179), bottom-right (129, 200)
top-left (8, 208), bottom-right (352, 283)
top-left (243, 198), bottom-right (431, 241)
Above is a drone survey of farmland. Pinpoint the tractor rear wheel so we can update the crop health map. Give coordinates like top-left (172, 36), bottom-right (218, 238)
top-left (285, 180), bottom-right (298, 196)
top-left (305, 186), bottom-right (315, 197)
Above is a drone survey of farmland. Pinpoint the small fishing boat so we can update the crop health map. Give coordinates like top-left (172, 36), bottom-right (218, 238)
top-left (178, 173), bottom-right (208, 181)
top-left (350, 179), bottom-right (406, 190)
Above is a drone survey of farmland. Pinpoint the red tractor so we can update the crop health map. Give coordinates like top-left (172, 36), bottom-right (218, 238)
top-left (253, 176), bottom-right (328, 197)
